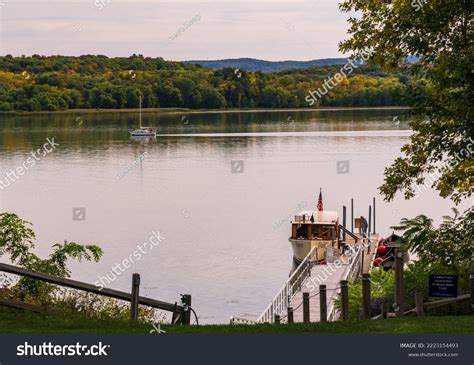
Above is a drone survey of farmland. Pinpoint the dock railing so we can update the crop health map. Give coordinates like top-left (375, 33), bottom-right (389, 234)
top-left (327, 244), bottom-right (362, 321)
top-left (257, 247), bottom-right (317, 323)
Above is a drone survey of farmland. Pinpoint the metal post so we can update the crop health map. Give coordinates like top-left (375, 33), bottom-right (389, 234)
top-left (341, 280), bottom-right (349, 321)
top-left (320, 285), bottom-right (327, 322)
top-left (303, 292), bottom-right (310, 323)
top-left (373, 197), bottom-right (376, 234)
top-left (181, 294), bottom-right (192, 325)
top-left (362, 273), bottom-right (371, 319)
top-left (351, 198), bottom-right (354, 233)
top-left (287, 307), bottom-right (294, 323)
top-left (342, 205), bottom-right (347, 242)
top-left (395, 249), bottom-right (405, 317)
top-left (130, 273), bottom-right (140, 321)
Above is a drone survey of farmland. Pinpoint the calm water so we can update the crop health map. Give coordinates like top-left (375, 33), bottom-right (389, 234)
top-left (0, 109), bottom-right (457, 323)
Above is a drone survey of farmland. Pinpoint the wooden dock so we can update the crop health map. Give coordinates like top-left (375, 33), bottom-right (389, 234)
top-left (290, 233), bottom-right (380, 323)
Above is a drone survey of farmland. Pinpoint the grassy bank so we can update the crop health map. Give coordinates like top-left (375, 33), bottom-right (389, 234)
top-left (0, 106), bottom-right (409, 116)
top-left (1, 307), bottom-right (472, 334)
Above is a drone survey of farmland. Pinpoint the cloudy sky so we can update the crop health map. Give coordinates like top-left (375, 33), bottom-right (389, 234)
top-left (0, 0), bottom-right (353, 61)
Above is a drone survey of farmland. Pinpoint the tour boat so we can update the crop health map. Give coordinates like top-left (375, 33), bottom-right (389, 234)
top-left (289, 210), bottom-right (341, 265)
top-left (129, 96), bottom-right (156, 137)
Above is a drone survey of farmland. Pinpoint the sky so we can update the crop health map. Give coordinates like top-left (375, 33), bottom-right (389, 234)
top-left (0, 0), bottom-right (353, 61)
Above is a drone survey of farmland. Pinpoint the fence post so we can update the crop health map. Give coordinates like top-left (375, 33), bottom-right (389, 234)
top-left (360, 248), bottom-right (365, 276)
top-left (274, 314), bottom-right (281, 324)
top-left (303, 292), bottom-right (310, 323)
top-left (130, 273), bottom-right (140, 321)
top-left (341, 280), bottom-right (349, 321)
top-left (394, 249), bottom-right (405, 317)
top-left (381, 303), bottom-right (388, 319)
top-left (414, 291), bottom-right (424, 316)
top-left (470, 253), bottom-right (474, 313)
top-left (181, 294), bottom-right (192, 325)
top-left (362, 273), bottom-right (371, 319)
top-left (287, 307), bottom-right (294, 323)
top-left (320, 285), bottom-right (327, 322)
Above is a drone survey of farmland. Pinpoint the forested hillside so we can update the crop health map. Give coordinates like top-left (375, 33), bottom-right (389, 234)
top-left (0, 55), bottom-right (408, 111)
top-left (184, 57), bottom-right (348, 72)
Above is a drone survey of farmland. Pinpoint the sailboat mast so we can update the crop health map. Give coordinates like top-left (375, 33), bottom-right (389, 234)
top-left (139, 95), bottom-right (142, 128)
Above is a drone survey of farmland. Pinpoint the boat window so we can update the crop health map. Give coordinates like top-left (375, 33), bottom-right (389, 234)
top-left (310, 225), bottom-right (333, 239)
top-left (296, 224), bottom-right (308, 239)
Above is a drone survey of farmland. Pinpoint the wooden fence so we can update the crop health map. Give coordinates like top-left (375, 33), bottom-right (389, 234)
top-left (0, 263), bottom-right (192, 325)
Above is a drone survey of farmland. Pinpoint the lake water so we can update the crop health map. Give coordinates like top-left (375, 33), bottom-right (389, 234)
top-left (0, 109), bottom-right (459, 323)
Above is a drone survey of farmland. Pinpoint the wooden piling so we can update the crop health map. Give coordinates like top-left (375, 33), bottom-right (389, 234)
top-left (342, 205), bottom-right (347, 242)
top-left (287, 307), bottom-right (294, 323)
top-left (368, 205), bottom-right (372, 236)
top-left (303, 292), bottom-right (310, 323)
top-left (362, 273), bottom-right (371, 319)
top-left (320, 285), bottom-right (327, 322)
top-left (373, 197), bottom-right (376, 234)
top-left (130, 273), bottom-right (140, 321)
top-left (351, 198), bottom-right (354, 233)
top-left (341, 280), bottom-right (349, 321)
top-left (414, 291), bottom-right (424, 316)
top-left (394, 249), bottom-right (405, 317)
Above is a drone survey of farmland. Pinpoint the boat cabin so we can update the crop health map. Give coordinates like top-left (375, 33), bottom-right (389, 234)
top-left (289, 210), bottom-right (340, 264)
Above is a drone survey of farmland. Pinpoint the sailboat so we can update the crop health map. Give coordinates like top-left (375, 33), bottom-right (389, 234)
top-left (129, 96), bottom-right (156, 137)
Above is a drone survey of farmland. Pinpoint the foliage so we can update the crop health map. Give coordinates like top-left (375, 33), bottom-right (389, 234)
top-left (339, 0), bottom-right (474, 204)
top-left (0, 55), bottom-right (408, 111)
top-left (0, 212), bottom-right (103, 301)
top-left (391, 208), bottom-right (473, 274)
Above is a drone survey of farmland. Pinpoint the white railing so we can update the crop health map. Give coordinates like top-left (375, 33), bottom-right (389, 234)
top-left (257, 247), bottom-right (317, 323)
top-left (344, 244), bottom-right (362, 281)
top-left (327, 245), bottom-right (363, 321)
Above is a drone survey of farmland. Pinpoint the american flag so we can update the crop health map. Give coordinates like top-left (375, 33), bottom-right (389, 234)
top-left (317, 189), bottom-right (323, 211)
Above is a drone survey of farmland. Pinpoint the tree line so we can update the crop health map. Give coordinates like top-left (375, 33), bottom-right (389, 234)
top-left (0, 55), bottom-right (408, 111)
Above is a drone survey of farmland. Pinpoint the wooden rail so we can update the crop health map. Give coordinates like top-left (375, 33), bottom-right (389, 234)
top-left (0, 263), bottom-right (186, 321)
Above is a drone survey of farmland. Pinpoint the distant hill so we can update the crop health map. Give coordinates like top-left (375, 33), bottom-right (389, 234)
top-left (185, 57), bottom-right (348, 72)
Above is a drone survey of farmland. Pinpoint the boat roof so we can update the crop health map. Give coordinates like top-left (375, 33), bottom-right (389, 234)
top-left (294, 210), bottom-right (339, 224)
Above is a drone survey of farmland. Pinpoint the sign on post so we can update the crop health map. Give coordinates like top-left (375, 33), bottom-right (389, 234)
top-left (428, 274), bottom-right (458, 298)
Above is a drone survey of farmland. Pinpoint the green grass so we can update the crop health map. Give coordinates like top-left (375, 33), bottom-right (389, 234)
top-left (0, 307), bottom-right (473, 334)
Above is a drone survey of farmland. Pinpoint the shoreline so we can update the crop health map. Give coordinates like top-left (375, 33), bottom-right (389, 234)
top-left (0, 106), bottom-right (409, 117)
